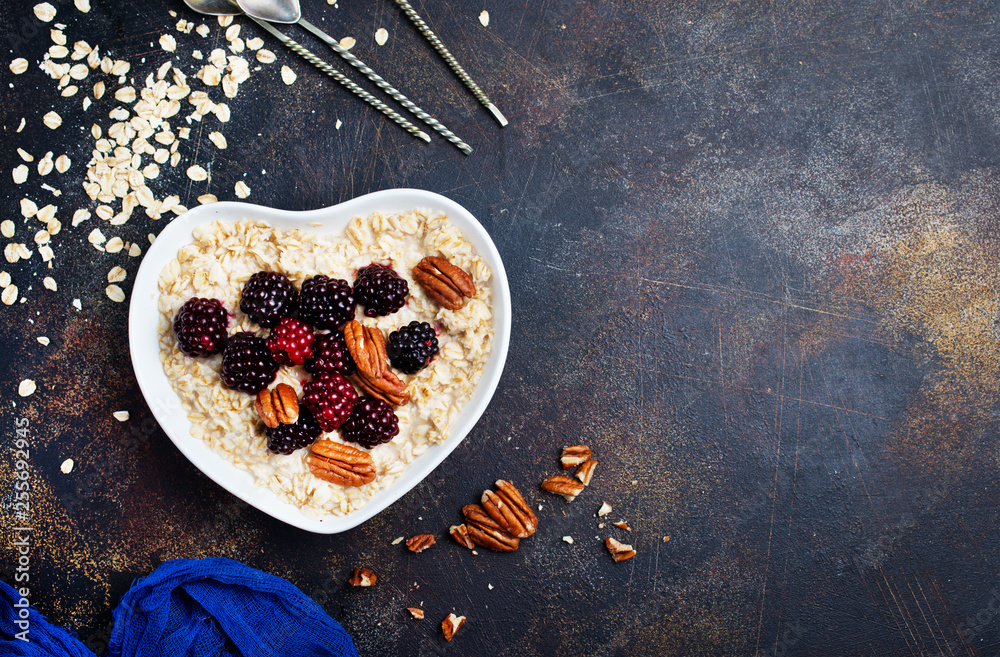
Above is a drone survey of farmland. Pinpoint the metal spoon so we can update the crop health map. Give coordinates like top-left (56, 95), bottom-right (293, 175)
top-left (236, 0), bottom-right (471, 154)
top-left (181, 0), bottom-right (431, 144)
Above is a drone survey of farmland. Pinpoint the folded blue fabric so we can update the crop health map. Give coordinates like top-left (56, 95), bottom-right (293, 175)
top-left (0, 582), bottom-right (93, 657)
top-left (2, 558), bottom-right (358, 657)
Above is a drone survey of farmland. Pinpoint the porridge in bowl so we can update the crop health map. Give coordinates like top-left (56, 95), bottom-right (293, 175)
top-left (157, 209), bottom-right (494, 517)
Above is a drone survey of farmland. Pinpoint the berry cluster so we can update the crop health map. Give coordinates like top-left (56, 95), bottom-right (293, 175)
top-left (173, 266), bottom-right (424, 458)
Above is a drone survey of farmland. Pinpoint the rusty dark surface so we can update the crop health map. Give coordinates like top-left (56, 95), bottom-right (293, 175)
top-left (2, 0), bottom-right (1000, 655)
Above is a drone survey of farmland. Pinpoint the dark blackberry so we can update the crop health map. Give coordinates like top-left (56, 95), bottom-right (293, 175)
top-left (354, 264), bottom-right (408, 317)
top-left (297, 275), bottom-right (356, 330)
top-left (387, 321), bottom-right (439, 374)
top-left (267, 317), bottom-right (314, 366)
top-left (173, 297), bottom-right (228, 357)
top-left (265, 407), bottom-right (322, 455)
top-left (240, 271), bottom-right (298, 328)
top-left (220, 332), bottom-right (279, 394)
top-left (306, 331), bottom-right (356, 376)
top-left (341, 397), bottom-right (399, 449)
top-left (302, 372), bottom-right (359, 432)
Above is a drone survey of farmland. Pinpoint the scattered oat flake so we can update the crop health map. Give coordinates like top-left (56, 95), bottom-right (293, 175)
top-left (335, 119), bottom-right (342, 130)
top-left (108, 266), bottom-right (127, 283)
top-left (562, 536), bottom-right (574, 544)
top-left (280, 65), bottom-right (296, 85)
top-left (60, 458), bottom-right (74, 474)
top-left (186, 165), bottom-right (208, 181)
top-left (197, 194), bottom-right (218, 205)
top-left (160, 34), bottom-right (177, 52)
top-left (105, 237), bottom-right (124, 253)
top-left (339, 36), bottom-right (356, 49)
top-left (234, 180), bottom-right (251, 198)
top-left (113, 410), bottom-right (130, 422)
top-left (10, 58), bottom-right (29, 75)
top-left (55, 155), bottom-right (71, 173)
top-left (479, 10), bottom-right (490, 27)
top-left (37, 336), bottom-right (50, 345)
top-left (208, 131), bottom-right (227, 149)
top-left (17, 118), bottom-right (26, 132)
top-left (0, 272), bottom-right (10, 288)
top-left (34, 3), bottom-right (57, 22)
top-left (2, 285), bottom-right (18, 305)
top-left (43, 111), bottom-right (63, 129)
top-left (128, 243), bottom-right (141, 257)
top-left (0, 221), bottom-right (13, 238)
top-left (13, 165), bottom-right (28, 185)
top-left (43, 277), bottom-right (57, 291)
top-left (18, 379), bottom-right (36, 397)
top-left (17, 149), bottom-right (33, 163)
top-left (375, 28), bottom-right (388, 45)
top-left (106, 284), bottom-right (125, 302)
top-left (391, 537), bottom-right (405, 545)
top-left (74, 0), bottom-right (90, 12)
top-left (115, 86), bottom-right (136, 103)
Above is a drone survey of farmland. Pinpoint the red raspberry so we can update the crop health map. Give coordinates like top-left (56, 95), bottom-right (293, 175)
top-left (267, 317), bottom-right (314, 365)
top-left (302, 373), bottom-right (359, 432)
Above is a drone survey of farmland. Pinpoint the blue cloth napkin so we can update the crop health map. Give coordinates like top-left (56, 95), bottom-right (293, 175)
top-left (2, 558), bottom-right (358, 657)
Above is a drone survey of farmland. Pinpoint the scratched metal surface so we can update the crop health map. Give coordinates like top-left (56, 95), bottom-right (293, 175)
top-left (2, 0), bottom-right (1000, 655)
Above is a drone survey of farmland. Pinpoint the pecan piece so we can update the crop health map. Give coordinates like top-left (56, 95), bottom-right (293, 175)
top-left (494, 479), bottom-right (538, 536)
top-left (407, 607), bottom-right (425, 620)
top-left (449, 524), bottom-right (475, 549)
top-left (350, 367), bottom-right (410, 406)
top-left (406, 533), bottom-right (436, 553)
top-left (413, 256), bottom-right (475, 310)
top-left (254, 383), bottom-right (298, 428)
top-left (441, 613), bottom-right (466, 642)
top-left (306, 441), bottom-right (376, 487)
top-left (343, 320), bottom-right (387, 378)
top-left (560, 445), bottom-right (591, 468)
top-left (541, 475), bottom-right (585, 502)
top-left (574, 460), bottom-right (598, 486)
top-left (462, 504), bottom-right (520, 552)
top-left (348, 567), bottom-right (377, 586)
top-left (605, 537), bottom-right (636, 562)
top-left (482, 489), bottom-right (530, 538)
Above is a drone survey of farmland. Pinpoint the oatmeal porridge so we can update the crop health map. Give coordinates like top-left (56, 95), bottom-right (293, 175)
top-left (157, 209), bottom-right (494, 517)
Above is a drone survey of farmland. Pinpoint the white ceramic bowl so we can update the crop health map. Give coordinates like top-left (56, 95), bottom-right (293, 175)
top-left (128, 189), bottom-right (510, 533)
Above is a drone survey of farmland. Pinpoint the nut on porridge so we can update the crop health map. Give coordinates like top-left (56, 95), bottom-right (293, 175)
top-left (157, 210), bottom-right (494, 517)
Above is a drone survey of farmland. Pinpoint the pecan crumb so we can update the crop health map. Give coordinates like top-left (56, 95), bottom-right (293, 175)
top-left (407, 607), bottom-right (424, 620)
top-left (348, 567), bottom-right (376, 587)
top-left (441, 613), bottom-right (466, 641)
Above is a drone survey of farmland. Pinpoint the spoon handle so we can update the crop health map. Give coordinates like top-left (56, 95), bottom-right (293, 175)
top-left (250, 18), bottom-right (431, 144)
top-left (297, 18), bottom-right (472, 155)
top-left (392, 0), bottom-right (507, 127)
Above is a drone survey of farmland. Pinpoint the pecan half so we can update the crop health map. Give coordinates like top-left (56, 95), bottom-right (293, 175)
top-left (350, 367), bottom-right (411, 406)
top-left (560, 445), bottom-right (592, 468)
top-left (574, 460), bottom-right (598, 486)
top-left (413, 256), bottom-right (475, 310)
top-left (343, 320), bottom-right (387, 378)
top-left (494, 479), bottom-right (538, 536)
top-left (605, 537), bottom-right (636, 562)
top-left (406, 534), bottom-right (436, 553)
top-left (482, 489), bottom-right (530, 538)
top-left (254, 383), bottom-right (298, 428)
top-left (407, 607), bottom-right (425, 620)
top-left (541, 475), bottom-right (585, 502)
top-left (441, 613), bottom-right (466, 642)
top-left (348, 567), bottom-right (377, 586)
top-left (449, 524), bottom-right (475, 549)
top-left (306, 441), bottom-right (376, 487)
top-left (462, 504), bottom-right (520, 552)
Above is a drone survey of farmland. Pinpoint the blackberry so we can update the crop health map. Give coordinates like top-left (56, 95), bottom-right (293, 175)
top-left (240, 272), bottom-right (298, 328)
top-left (220, 332), bottom-right (280, 394)
top-left (297, 275), bottom-right (355, 330)
top-left (387, 321), bottom-right (439, 374)
top-left (306, 331), bottom-right (356, 377)
top-left (173, 297), bottom-right (228, 357)
top-left (267, 317), bottom-right (314, 366)
top-left (341, 397), bottom-right (399, 449)
top-left (265, 407), bottom-right (322, 455)
top-left (354, 264), bottom-right (408, 317)
top-left (302, 372), bottom-right (359, 432)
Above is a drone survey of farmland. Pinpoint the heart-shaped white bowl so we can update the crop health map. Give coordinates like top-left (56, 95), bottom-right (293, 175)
top-left (128, 189), bottom-right (511, 533)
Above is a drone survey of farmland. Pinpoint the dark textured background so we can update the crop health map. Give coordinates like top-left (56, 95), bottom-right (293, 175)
top-left (2, 0), bottom-right (1000, 655)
